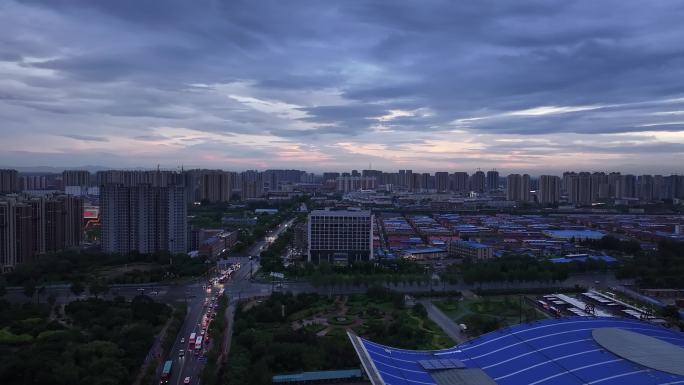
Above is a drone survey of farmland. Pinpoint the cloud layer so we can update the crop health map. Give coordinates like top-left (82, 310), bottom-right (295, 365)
top-left (2, 0), bottom-right (684, 174)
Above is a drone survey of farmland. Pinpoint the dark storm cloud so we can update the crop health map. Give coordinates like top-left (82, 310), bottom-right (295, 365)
top-left (2, 0), bottom-right (684, 171)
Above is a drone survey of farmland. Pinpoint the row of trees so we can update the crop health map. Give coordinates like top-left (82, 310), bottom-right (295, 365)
top-left (581, 235), bottom-right (641, 254)
top-left (4, 250), bottom-right (209, 287)
top-left (229, 198), bottom-right (306, 254)
top-left (459, 256), bottom-right (576, 284)
top-left (287, 259), bottom-right (426, 277)
top-left (309, 272), bottom-right (434, 289)
top-left (201, 294), bottom-right (229, 385)
top-left (259, 226), bottom-right (295, 273)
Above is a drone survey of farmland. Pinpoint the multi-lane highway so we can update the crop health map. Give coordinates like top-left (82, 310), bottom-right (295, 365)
top-left (163, 258), bottom-right (267, 385)
top-left (163, 231), bottom-right (275, 385)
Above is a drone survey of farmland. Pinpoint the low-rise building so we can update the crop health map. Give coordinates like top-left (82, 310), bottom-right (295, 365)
top-left (449, 240), bottom-right (494, 260)
top-left (402, 247), bottom-right (448, 260)
top-left (198, 230), bottom-right (238, 258)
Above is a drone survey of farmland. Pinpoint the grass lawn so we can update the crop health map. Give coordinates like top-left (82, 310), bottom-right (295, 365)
top-left (436, 295), bottom-right (548, 335)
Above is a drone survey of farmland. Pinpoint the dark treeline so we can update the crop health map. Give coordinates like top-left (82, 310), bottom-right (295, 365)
top-left (581, 235), bottom-right (641, 254)
top-left (0, 296), bottom-right (170, 385)
top-left (459, 256), bottom-right (579, 284)
top-left (618, 240), bottom-right (684, 288)
top-left (4, 250), bottom-right (208, 287)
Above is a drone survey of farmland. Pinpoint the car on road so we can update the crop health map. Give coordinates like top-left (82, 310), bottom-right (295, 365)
top-left (179, 349), bottom-right (185, 357)
top-left (180, 338), bottom-right (185, 344)
top-left (184, 376), bottom-right (191, 384)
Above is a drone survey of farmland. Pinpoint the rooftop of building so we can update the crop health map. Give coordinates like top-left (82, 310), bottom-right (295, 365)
top-left (453, 240), bottom-right (491, 249)
top-left (349, 316), bottom-right (684, 385)
top-left (543, 229), bottom-right (605, 239)
top-left (309, 209), bottom-right (371, 217)
top-left (272, 369), bottom-right (363, 383)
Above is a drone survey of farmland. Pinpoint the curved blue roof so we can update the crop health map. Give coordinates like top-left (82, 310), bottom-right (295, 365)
top-left (350, 317), bottom-right (684, 385)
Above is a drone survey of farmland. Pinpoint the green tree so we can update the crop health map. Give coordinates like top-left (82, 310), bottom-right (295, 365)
top-left (88, 279), bottom-right (109, 298)
top-left (413, 303), bottom-right (427, 318)
top-left (70, 281), bottom-right (85, 297)
top-left (48, 293), bottom-right (57, 309)
top-left (23, 279), bottom-right (36, 301)
top-left (37, 285), bottom-right (46, 303)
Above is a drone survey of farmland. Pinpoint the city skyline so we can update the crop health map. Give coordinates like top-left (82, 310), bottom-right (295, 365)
top-left (2, 166), bottom-right (684, 178)
top-left (2, 1), bottom-right (684, 173)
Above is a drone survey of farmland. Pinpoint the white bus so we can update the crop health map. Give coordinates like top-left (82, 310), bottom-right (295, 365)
top-left (195, 336), bottom-right (203, 354)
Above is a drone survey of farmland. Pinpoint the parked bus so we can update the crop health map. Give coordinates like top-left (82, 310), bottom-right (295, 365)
top-left (160, 360), bottom-right (173, 384)
top-left (188, 332), bottom-right (196, 349)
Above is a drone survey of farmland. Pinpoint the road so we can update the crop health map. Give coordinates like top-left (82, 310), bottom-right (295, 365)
top-left (165, 257), bottom-right (266, 385)
top-left (162, 219), bottom-right (294, 385)
top-left (419, 299), bottom-right (467, 343)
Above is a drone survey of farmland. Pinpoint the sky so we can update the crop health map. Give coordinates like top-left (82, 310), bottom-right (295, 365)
top-left (2, 0), bottom-right (684, 175)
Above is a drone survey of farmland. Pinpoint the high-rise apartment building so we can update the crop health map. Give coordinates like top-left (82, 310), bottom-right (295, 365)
top-left (616, 174), bottom-right (637, 199)
top-left (307, 210), bottom-right (373, 265)
top-left (43, 195), bottom-right (83, 253)
top-left (336, 176), bottom-right (377, 192)
top-left (101, 184), bottom-right (187, 254)
top-left (470, 171), bottom-right (486, 193)
top-left (506, 174), bottom-right (530, 202)
top-left (637, 175), bottom-right (655, 202)
top-left (590, 172), bottom-right (607, 202)
top-left (398, 170), bottom-right (414, 191)
top-left (240, 170), bottom-right (264, 200)
top-left (486, 170), bottom-right (499, 191)
top-left (200, 171), bottom-right (234, 202)
top-left (0, 200), bottom-right (17, 271)
top-left (263, 169), bottom-right (307, 191)
top-left (322, 172), bottom-right (341, 183)
top-left (96, 170), bottom-right (184, 188)
top-left (435, 172), bottom-right (449, 193)
top-left (539, 175), bottom-right (561, 204)
top-left (567, 172), bottom-right (592, 205)
top-left (451, 172), bottom-right (469, 193)
top-left (62, 170), bottom-right (91, 188)
top-left (0, 194), bottom-right (83, 271)
top-left (0, 169), bottom-right (19, 193)
top-left (361, 170), bottom-right (383, 181)
top-left (419, 173), bottom-right (431, 191)
top-left (19, 175), bottom-right (48, 190)
top-left (653, 175), bottom-right (666, 200)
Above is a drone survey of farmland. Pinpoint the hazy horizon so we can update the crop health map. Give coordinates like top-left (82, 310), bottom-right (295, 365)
top-left (3, 164), bottom-right (684, 177)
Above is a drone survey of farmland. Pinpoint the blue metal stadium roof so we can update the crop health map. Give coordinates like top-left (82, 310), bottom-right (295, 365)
top-left (349, 317), bottom-right (684, 385)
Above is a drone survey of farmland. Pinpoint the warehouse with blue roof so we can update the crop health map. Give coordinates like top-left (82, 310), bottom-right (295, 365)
top-left (349, 317), bottom-right (684, 385)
